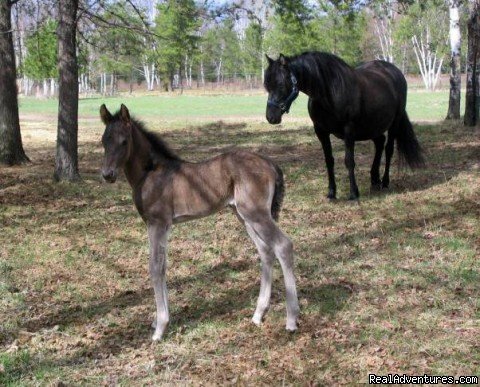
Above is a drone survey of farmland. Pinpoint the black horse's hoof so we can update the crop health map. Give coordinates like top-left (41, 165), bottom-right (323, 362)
top-left (348, 188), bottom-right (360, 201)
top-left (327, 193), bottom-right (336, 200)
top-left (382, 181), bottom-right (390, 189)
top-left (371, 183), bottom-right (382, 191)
top-left (348, 195), bottom-right (359, 201)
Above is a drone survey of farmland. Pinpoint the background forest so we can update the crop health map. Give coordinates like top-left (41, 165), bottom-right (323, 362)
top-left (11, 0), bottom-right (460, 96)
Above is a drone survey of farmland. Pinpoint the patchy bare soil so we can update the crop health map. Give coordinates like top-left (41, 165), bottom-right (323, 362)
top-left (1, 113), bottom-right (479, 385)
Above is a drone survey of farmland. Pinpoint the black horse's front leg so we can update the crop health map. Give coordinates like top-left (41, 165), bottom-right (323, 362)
top-left (316, 129), bottom-right (336, 199)
top-left (371, 134), bottom-right (386, 189)
top-left (344, 129), bottom-right (359, 200)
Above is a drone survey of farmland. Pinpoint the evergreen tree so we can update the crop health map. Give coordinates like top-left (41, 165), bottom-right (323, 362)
top-left (93, 1), bottom-right (146, 94)
top-left (23, 19), bottom-right (57, 81)
top-left (154, 0), bottom-right (200, 90)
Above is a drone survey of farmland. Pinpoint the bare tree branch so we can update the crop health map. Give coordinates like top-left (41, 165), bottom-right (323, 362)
top-left (78, 4), bottom-right (164, 41)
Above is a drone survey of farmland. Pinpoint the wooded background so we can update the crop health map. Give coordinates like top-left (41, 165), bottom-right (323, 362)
top-left (1, 0), bottom-right (480, 177)
top-left (4, 0), bottom-right (470, 94)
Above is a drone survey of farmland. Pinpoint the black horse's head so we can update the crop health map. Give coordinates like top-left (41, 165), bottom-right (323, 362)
top-left (264, 54), bottom-right (299, 125)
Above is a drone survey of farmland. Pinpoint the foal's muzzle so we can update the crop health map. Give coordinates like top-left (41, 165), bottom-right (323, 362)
top-left (102, 170), bottom-right (117, 183)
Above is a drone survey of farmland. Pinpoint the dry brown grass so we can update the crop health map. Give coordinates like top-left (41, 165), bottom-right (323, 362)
top-left (1, 111), bottom-right (479, 385)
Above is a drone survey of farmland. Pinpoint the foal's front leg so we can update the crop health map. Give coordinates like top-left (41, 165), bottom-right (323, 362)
top-left (147, 222), bottom-right (170, 341)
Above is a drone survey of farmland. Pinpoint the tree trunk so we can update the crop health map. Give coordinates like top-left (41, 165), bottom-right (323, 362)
top-left (143, 63), bottom-right (152, 91)
top-left (50, 78), bottom-right (55, 97)
top-left (43, 78), bottom-right (48, 97)
top-left (447, 0), bottom-right (462, 120)
top-left (54, 0), bottom-right (80, 181)
top-left (464, 3), bottom-right (480, 126)
top-left (13, 2), bottom-right (23, 73)
top-left (0, 0), bottom-right (29, 165)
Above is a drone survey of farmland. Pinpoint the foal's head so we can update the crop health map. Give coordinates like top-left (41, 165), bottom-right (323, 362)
top-left (264, 54), bottom-right (299, 125)
top-left (100, 104), bottom-right (133, 183)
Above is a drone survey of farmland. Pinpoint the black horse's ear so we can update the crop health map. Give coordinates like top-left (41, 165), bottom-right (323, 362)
top-left (100, 104), bottom-right (113, 125)
top-left (265, 54), bottom-right (274, 65)
top-left (120, 104), bottom-right (130, 123)
top-left (279, 53), bottom-right (288, 66)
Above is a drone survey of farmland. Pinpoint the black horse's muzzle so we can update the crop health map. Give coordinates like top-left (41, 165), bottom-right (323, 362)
top-left (266, 108), bottom-right (282, 124)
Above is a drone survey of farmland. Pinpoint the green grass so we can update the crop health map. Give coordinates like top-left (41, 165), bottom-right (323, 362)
top-left (1, 91), bottom-right (479, 384)
top-left (18, 89), bottom-right (464, 122)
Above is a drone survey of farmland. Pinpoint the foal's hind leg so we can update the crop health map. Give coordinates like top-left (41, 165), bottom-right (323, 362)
top-left (232, 207), bottom-right (275, 325)
top-left (238, 209), bottom-right (299, 331)
top-left (371, 134), bottom-right (386, 189)
top-left (245, 224), bottom-right (275, 325)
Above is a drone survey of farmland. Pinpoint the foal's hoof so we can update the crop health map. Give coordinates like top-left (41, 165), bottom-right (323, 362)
top-left (286, 322), bottom-right (298, 332)
top-left (251, 315), bottom-right (262, 326)
top-left (152, 332), bottom-right (163, 341)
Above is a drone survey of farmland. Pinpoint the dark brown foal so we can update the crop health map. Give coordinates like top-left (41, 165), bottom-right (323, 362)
top-left (100, 104), bottom-right (299, 341)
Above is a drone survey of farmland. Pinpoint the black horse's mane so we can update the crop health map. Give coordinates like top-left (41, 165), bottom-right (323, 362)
top-left (111, 111), bottom-right (181, 163)
top-left (269, 51), bottom-right (356, 107)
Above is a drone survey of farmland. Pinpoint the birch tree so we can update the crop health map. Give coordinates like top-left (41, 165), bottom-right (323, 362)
top-left (396, 0), bottom-right (449, 90)
top-left (142, 0), bottom-right (158, 91)
top-left (412, 29), bottom-right (445, 90)
top-left (370, 0), bottom-right (396, 63)
top-left (447, 0), bottom-right (462, 119)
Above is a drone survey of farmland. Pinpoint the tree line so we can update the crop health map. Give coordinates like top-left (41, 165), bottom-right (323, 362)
top-left (1, 0), bottom-right (480, 180)
top-left (6, 0), bottom-right (467, 93)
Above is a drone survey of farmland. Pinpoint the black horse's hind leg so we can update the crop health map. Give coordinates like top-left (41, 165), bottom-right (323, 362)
top-left (344, 129), bottom-right (359, 200)
top-left (382, 134), bottom-right (395, 188)
top-left (315, 128), bottom-right (336, 199)
top-left (371, 134), bottom-right (386, 189)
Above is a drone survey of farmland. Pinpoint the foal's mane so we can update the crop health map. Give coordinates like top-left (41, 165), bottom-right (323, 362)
top-left (112, 111), bottom-right (181, 163)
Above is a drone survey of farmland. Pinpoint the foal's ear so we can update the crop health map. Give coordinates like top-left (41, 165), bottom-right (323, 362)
top-left (100, 104), bottom-right (113, 125)
top-left (120, 104), bottom-right (131, 123)
top-left (279, 53), bottom-right (288, 66)
top-left (265, 54), bottom-right (274, 65)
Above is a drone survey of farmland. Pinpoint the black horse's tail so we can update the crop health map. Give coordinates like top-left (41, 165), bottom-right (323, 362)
top-left (271, 164), bottom-right (285, 222)
top-left (396, 112), bottom-right (425, 169)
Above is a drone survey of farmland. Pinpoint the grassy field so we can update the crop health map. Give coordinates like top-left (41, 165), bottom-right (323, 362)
top-left (0, 91), bottom-right (479, 384)
top-left (18, 88), bottom-right (464, 123)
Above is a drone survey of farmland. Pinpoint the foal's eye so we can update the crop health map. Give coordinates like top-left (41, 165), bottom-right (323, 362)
top-left (121, 139), bottom-right (127, 146)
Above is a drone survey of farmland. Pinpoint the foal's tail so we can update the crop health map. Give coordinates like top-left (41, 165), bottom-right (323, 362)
top-left (271, 164), bottom-right (285, 222)
top-left (396, 112), bottom-right (426, 169)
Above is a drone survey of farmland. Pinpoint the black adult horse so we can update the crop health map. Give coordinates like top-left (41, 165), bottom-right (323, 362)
top-left (264, 51), bottom-right (425, 200)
